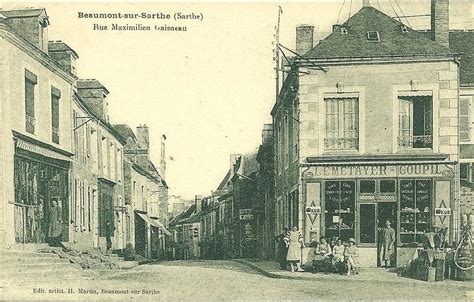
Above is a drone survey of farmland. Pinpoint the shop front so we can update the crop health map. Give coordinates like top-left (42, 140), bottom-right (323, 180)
top-left (302, 160), bottom-right (458, 268)
top-left (12, 133), bottom-right (72, 244)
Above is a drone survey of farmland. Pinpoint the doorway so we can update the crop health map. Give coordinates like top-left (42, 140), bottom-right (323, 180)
top-left (377, 202), bottom-right (397, 267)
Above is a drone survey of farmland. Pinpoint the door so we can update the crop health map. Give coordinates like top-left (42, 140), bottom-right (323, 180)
top-left (377, 203), bottom-right (397, 267)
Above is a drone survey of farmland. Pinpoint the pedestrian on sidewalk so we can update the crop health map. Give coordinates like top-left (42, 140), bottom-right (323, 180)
top-left (381, 220), bottom-right (396, 268)
top-left (276, 227), bottom-right (289, 270)
top-left (284, 226), bottom-right (305, 272)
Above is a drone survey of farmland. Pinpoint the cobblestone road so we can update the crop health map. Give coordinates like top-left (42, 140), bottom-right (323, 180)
top-left (2, 260), bottom-right (473, 300)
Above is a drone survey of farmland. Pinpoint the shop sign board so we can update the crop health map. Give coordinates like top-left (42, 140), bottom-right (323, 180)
top-left (239, 209), bottom-right (254, 220)
top-left (304, 163), bottom-right (454, 179)
top-left (435, 208), bottom-right (451, 216)
top-left (305, 206), bottom-right (321, 215)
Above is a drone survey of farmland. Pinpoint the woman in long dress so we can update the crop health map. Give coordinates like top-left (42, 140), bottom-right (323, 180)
top-left (284, 226), bottom-right (305, 272)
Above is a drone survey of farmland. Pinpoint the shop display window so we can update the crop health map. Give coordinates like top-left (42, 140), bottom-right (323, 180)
top-left (399, 179), bottom-right (432, 245)
top-left (324, 180), bottom-right (355, 242)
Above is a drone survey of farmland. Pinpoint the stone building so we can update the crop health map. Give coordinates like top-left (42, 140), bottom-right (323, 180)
top-left (0, 8), bottom-right (75, 246)
top-left (115, 124), bottom-right (170, 259)
top-left (273, 1), bottom-right (461, 268)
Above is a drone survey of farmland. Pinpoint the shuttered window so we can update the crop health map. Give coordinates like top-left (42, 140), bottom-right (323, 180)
top-left (460, 97), bottom-right (471, 142)
top-left (325, 97), bottom-right (359, 150)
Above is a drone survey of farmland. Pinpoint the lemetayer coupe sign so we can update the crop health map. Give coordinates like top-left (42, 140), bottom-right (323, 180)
top-left (304, 163), bottom-right (454, 179)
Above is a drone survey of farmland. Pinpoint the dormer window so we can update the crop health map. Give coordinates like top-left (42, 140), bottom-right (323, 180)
top-left (367, 31), bottom-right (380, 41)
top-left (341, 27), bottom-right (348, 34)
top-left (401, 26), bottom-right (409, 33)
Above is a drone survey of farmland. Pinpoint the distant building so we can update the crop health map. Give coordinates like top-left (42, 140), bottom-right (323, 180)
top-left (115, 124), bottom-right (170, 259)
top-left (255, 124), bottom-right (275, 259)
top-left (169, 199), bottom-right (202, 260)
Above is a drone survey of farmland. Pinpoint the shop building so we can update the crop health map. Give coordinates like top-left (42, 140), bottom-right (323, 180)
top-left (0, 9), bottom-right (75, 246)
top-left (273, 3), bottom-right (461, 268)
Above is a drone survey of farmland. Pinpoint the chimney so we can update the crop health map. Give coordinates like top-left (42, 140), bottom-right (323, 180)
top-left (160, 134), bottom-right (167, 179)
top-left (262, 124), bottom-right (273, 144)
top-left (229, 154), bottom-right (242, 178)
top-left (195, 195), bottom-right (203, 213)
top-left (77, 79), bottom-right (110, 121)
top-left (431, 0), bottom-right (450, 48)
top-left (1, 8), bottom-right (50, 53)
top-left (296, 25), bottom-right (314, 55)
top-left (363, 0), bottom-right (371, 7)
top-left (136, 124), bottom-right (150, 155)
top-left (48, 41), bottom-right (79, 76)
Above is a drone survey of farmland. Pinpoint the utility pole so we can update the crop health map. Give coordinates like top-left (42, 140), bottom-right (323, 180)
top-left (274, 6), bottom-right (282, 103)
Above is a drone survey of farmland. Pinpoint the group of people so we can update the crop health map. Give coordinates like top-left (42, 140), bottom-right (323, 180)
top-left (276, 220), bottom-right (396, 276)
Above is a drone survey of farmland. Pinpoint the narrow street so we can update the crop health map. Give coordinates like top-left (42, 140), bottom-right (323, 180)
top-left (2, 261), bottom-right (473, 300)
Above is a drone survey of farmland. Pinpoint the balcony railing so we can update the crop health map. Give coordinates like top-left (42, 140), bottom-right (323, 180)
top-left (398, 135), bottom-right (432, 149)
top-left (52, 127), bottom-right (60, 143)
top-left (324, 137), bottom-right (359, 150)
top-left (25, 115), bottom-right (35, 134)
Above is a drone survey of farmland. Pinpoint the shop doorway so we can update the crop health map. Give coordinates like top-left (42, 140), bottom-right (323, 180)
top-left (377, 203), bottom-right (397, 267)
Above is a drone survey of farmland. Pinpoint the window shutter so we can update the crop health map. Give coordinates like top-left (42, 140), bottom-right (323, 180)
top-left (460, 97), bottom-right (470, 142)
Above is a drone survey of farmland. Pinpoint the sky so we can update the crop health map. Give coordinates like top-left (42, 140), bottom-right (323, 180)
top-left (3, 1), bottom-right (473, 199)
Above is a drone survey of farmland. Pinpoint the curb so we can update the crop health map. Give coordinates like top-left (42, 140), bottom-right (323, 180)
top-left (233, 259), bottom-right (474, 289)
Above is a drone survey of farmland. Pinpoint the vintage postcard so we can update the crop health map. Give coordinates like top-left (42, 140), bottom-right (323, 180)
top-left (0, 0), bottom-right (473, 301)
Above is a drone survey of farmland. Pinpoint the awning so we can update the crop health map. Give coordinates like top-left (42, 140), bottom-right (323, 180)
top-left (151, 218), bottom-right (171, 235)
top-left (15, 138), bottom-right (72, 162)
top-left (136, 212), bottom-right (171, 235)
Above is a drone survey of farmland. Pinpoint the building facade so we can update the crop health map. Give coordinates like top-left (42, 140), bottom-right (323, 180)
top-left (116, 124), bottom-right (170, 260)
top-left (273, 2), bottom-right (461, 268)
top-left (255, 124), bottom-right (275, 259)
top-left (0, 9), bottom-right (75, 246)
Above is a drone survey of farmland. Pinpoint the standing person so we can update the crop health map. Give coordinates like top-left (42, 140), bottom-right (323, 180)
top-left (275, 227), bottom-right (289, 270)
top-left (381, 220), bottom-right (396, 268)
top-left (377, 220), bottom-right (384, 267)
top-left (284, 226), bottom-right (305, 272)
top-left (47, 199), bottom-right (62, 246)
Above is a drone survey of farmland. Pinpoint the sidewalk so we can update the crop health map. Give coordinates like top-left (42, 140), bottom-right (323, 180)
top-left (234, 259), bottom-right (474, 289)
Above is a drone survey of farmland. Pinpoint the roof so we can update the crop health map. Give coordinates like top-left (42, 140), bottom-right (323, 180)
top-left (48, 41), bottom-right (79, 59)
top-left (0, 8), bottom-right (48, 20)
top-left (114, 124), bottom-right (138, 141)
top-left (72, 92), bottom-right (127, 145)
top-left (419, 30), bottom-right (474, 87)
top-left (303, 6), bottom-right (455, 60)
top-left (216, 170), bottom-right (231, 191)
top-left (77, 79), bottom-right (109, 94)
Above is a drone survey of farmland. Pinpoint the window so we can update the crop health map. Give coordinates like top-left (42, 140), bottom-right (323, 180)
top-left (367, 31), bottom-right (380, 41)
top-left (324, 181), bottom-right (355, 242)
top-left (25, 70), bottom-right (37, 134)
top-left (460, 163), bottom-right (469, 181)
top-left (341, 27), bottom-right (348, 34)
top-left (359, 204), bottom-right (376, 244)
top-left (51, 87), bottom-right (61, 143)
top-left (460, 97), bottom-right (470, 142)
top-left (398, 96), bottom-right (432, 149)
top-left (325, 97), bottom-right (359, 150)
top-left (399, 180), bottom-right (432, 244)
top-left (73, 111), bottom-right (79, 158)
top-left (360, 180), bottom-right (376, 194)
top-left (292, 99), bottom-right (298, 161)
top-left (380, 180), bottom-right (396, 194)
